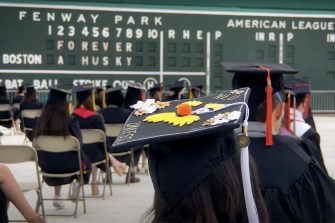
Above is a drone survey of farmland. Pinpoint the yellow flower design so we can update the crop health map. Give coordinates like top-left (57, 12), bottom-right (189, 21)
top-left (204, 103), bottom-right (225, 111)
top-left (144, 112), bottom-right (200, 127)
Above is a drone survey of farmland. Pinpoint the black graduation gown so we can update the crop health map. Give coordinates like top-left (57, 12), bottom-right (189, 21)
top-left (12, 94), bottom-right (24, 120)
top-left (36, 117), bottom-right (91, 186)
top-left (0, 188), bottom-right (8, 223)
top-left (98, 106), bottom-right (142, 165)
top-left (304, 106), bottom-right (316, 130)
top-left (12, 94), bottom-right (24, 104)
top-left (72, 108), bottom-right (109, 170)
top-left (301, 127), bottom-right (325, 165)
top-left (19, 100), bottom-right (43, 141)
top-left (0, 97), bottom-right (12, 128)
top-left (246, 122), bottom-right (335, 223)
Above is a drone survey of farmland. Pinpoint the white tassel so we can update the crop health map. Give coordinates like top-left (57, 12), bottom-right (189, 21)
top-left (240, 109), bottom-right (259, 223)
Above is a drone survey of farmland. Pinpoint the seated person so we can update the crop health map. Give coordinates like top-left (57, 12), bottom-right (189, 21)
top-left (124, 83), bottom-right (145, 110)
top-left (34, 86), bottom-right (91, 209)
top-left (94, 87), bottom-right (106, 110)
top-left (18, 86), bottom-right (43, 140)
top-left (112, 87), bottom-right (268, 222)
top-left (72, 85), bottom-right (130, 194)
top-left (12, 86), bottom-right (25, 133)
top-left (163, 80), bottom-right (187, 101)
top-left (98, 86), bottom-right (142, 182)
top-left (0, 86), bottom-right (13, 129)
top-left (0, 164), bottom-right (45, 223)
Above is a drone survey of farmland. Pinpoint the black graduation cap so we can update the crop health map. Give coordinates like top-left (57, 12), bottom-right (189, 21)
top-left (222, 62), bottom-right (298, 146)
top-left (170, 80), bottom-right (185, 91)
top-left (95, 87), bottom-right (104, 94)
top-left (124, 84), bottom-right (144, 109)
top-left (47, 86), bottom-right (71, 104)
top-left (72, 85), bottom-right (95, 104)
top-left (285, 77), bottom-right (311, 119)
top-left (148, 83), bottom-right (163, 97)
top-left (285, 77), bottom-right (310, 95)
top-left (112, 87), bottom-right (251, 211)
top-left (105, 86), bottom-right (124, 106)
top-left (25, 85), bottom-right (36, 95)
top-left (18, 85), bottom-right (25, 93)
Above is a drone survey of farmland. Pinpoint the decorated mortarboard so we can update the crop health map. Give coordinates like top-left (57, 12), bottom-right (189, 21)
top-left (113, 87), bottom-right (249, 150)
top-left (124, 83), bottom-right (145, 109)
top-left (113, 87), bottom-right (259, 222)
top-left (47, 85), bottom-right (71, 104)
top-left (222, 62), bottom-right (298, 146)
top-left (148, 83), bottom-right (163, 97)
top-left (72, 85), bottom-right (95, 104)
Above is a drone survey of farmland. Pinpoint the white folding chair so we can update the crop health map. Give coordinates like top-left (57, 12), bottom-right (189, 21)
top-left (12, 103), bottom-right (20, 110)
top-left (104, 124), bottom-right (135, 185)
top-left (80, 129), bottom-right (112, 197)
top-left (0, 104), bottom-right (16, 135)
top-left (21, 109), bottom-right (42, 144)
top-left (0, 145), bottom-right (45, 221)
top-left (33, 136), bottom-right (86, 218)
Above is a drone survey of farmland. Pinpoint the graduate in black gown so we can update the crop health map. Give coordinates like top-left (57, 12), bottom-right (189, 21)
top-left (0, 86), bottom-right (13, 129)
top-left (112, 88), bottom-right (268, 223)
top-left (12, 85), bottom-right (25, 104)
top-left (72, 85), bottom-right (128, 195)
top-left (222, 62), bottom-right (335, 222)
top-left (124, 83), bottom-right (145, 110)
top-left (12, 86), bottom-right (25, 134)
top-left (285, 77), bottom-right (324, 164)
top-left (18, 86), bottom-right (43, 141)
top-left (163, 80), bottom-right (187, 101)
top-left (94, 87), bottom-right (106, 111)
top-left (98, 86), bottom-right (142, 182)
top-left (34, 86), bottom-right (91, 209)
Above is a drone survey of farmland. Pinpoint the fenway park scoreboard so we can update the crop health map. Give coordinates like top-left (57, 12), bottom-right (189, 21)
top-left (1, 2), bottom-right (335, 92)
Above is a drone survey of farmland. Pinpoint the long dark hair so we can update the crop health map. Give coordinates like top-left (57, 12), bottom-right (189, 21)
top-left (34, 99), bottom-right (70, 137)
top-left (141, 150), bottom-right (268, 223)
top-left (23, 89), bottom-right (37, 103)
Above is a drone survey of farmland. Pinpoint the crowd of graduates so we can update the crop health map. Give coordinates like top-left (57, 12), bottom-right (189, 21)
top-left (0, 62), bottom-right (335, 223)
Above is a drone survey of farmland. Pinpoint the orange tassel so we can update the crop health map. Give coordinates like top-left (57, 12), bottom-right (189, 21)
top-left (260, 66), bottom-right (273, 146)
top-left (285, 93), bottom-right (291, 131)
top-left (304, 93), bottom-right (310, 119)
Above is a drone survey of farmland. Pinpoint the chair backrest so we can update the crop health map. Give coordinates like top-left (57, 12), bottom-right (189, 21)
top-left (0, 145), bottom-right (38, 164)
top-left (21, 109), bottom-right (42, 119)
top-left (104, 124), bottom-right (123, 137)
top-left (33, 135), bottom-right (80, 153)
top-left (81, 129), bottom-right (106, 144)
top-left (12, 103), bottom-right (20, 110)
top-left (0, 104), bottom-right (11, 112)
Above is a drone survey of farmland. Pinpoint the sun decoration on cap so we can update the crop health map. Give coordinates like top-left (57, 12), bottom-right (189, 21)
top-left (143, 100), bottom-right (203, 127)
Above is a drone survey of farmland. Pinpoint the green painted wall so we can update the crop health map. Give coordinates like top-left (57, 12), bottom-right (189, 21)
top-left (0, 1), bottom-right (335, 92)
